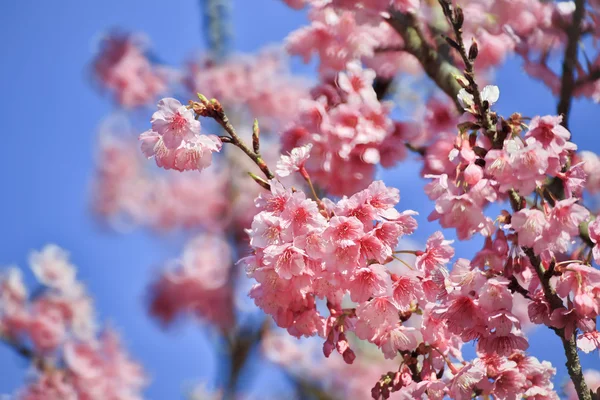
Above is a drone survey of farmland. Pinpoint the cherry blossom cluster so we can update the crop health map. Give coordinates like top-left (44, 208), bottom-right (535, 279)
top-left (0, 245), bottom-right (145, 399)
top-left (244, 173), bottom-right (417, 341)
top-left (139, 98), bottom-right (222, 172)
top-left (92, 33), bottom-right (168, 108)
top-left (282, 0), bottom-right (600, 103)
top-left (184, 50), bottom-right (311, 129)
top-left (281, 62), bottom-right (411, 195)
top-left (285, 4), bottom-right (420, 77)
top-left (149, 233), bottom-right (235, 330)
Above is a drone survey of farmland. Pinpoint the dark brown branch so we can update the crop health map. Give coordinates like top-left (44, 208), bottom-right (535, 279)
top-left (438, 0), bottom-right (497, 138)
top-left (557, 0), bottom-right (587, 129)
top-left (574, 68), bottom-right (600, 89)
top-left (0, 333), bottom-right (53, 373)
top-left (507, 276), bottom-right (532, 300)
top-left (385, 10), bottom-right (463, 111)
top-left (524, 249), bottom-right (592, 400)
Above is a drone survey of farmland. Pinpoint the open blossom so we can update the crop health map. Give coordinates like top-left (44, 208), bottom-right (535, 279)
top-left (29, 245), bottom-right (76, 290)
top-left (276, 143), bottom-right (313, 177)
top-left (415, 231), bottom-right (454, 273)
top-left (457, 85), bottom-right (500, 111)
top-left (282, 63), bottom-right (404, 195)
top-left (150, 98), bottom-right (200, 149)
top-left (139, 98), bottom-right (222, 172)
top-left (510, 208), bottom-right (548, 248)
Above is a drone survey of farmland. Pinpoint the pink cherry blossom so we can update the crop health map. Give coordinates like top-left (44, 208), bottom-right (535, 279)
top-left (415, 231), bottom-right (454, 273)
top-left (28, 245), bottom-right (76, 291)
top-left (150, 98), bottom-right (200, 149)
top-left (276, 144), bottom-right (313, 177)
top-left (92, 33), bottom-right (167, 108)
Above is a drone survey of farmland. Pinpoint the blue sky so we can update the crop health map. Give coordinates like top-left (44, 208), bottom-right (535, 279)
top-left (0, 0), bottom-right (599, 398)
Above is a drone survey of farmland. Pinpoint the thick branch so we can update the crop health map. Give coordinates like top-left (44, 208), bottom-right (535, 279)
top-left (525, 249), bottom-right (591, 400)
top-left (386, 10), bottom-right (463, 111)
top-left (557, 0), bottom-right (586, 129)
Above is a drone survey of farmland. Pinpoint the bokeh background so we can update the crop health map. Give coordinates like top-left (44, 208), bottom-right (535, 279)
top-left (1, 0), bottom-right (599, 398)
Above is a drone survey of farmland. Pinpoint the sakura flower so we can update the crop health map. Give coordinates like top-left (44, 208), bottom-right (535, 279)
top-left (577, 331), bottom-right (600, 353)
top-left (323, 216), bottom-right (365, 248)
top-left (348, 264), bottom-right (389, 302)
top-left (415, 231), bottom-right (455, 274)
top-left (510, 208), bottom-right (547, 248)
top-left (391, 272), bottom-right (424, 311)
top-left (448, 362), bottom-right (486, 400)
top-left (276, 143), bottom-right (313, 177)
top-left (355, 296), bottom-right (400, 339)
top-left (151, 98), bottom-right (200, 149)
top-left (263, 243), bottom-right (307, 279)
top-left (525, 115), bottom-right (574, 157)
top-left (29, 245), bottom-right (76, 291)
top-left (140, 100), bottom-right (222, 172)
top-left (379, 325), bottom-right (420, 359)
top-left (337, 61), bottom-right (378, 106)
top-left (172, 134), bottom-right (222, 172)
top-left (457, 85), bottom-right (499, 111)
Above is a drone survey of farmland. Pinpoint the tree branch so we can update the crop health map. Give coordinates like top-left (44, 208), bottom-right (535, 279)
top-left (574, 68), bottom-right (600, 89)
top-left (0, 332), bottom-right (53, 372)
top-left (557, 0), bottom-right (587, 129)
top-left (385, 10), bottom-right (463, 111)
top-left (524, 249), bottom-right (592, 400)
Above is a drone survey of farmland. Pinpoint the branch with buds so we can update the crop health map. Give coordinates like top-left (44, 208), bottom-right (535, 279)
top-left (191, 94), bottom-right (274, 187)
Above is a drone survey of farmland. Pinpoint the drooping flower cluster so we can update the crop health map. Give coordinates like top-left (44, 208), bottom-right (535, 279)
top-left (0, 245), bottom-right (146, 399)
top-left (245, 175), bottom-right (417, 340)
top-left (139, 98), bottom-right (222, 172)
